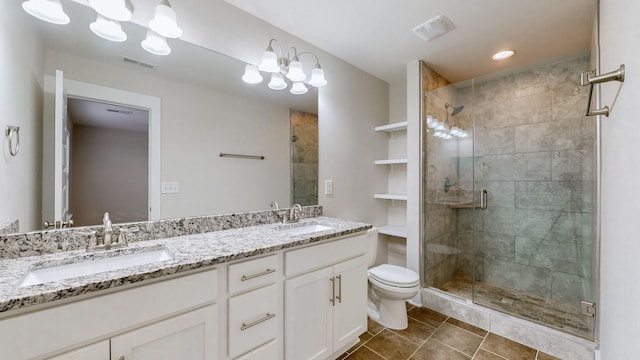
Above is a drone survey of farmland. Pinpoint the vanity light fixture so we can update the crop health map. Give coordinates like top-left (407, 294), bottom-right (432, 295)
top-left (88, 0), bottom-right (132, 22)
top-left (21, 0), bottom-right (70, 25)
top-left (492, 50), bottom-right (515, 60)
top-left (242, 38), bottom-right (327, 95)
top-left (90, 14), bottom-right (127, 42)
top-left (148, 0), bottom-right (183, 39)
top-left (141, 29), bottom-right (171, 56)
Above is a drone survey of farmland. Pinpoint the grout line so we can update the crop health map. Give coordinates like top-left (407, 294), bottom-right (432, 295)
top-left (362, 344), bottom-right (389, 360)
top-left (431, 337), bottom-right (475, 359)
top-left (470, 332), bottom-right (489, 359)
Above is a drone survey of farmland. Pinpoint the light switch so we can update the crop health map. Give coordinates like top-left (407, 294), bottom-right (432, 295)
top-left (325, 180), bottom-right (333, 195)
top-left (161, 182), bottom-right (180, 194)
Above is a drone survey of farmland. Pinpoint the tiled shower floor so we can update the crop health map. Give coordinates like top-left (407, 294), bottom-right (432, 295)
top-left (439, 276), bottom-right (593, 339)
top-left (339, 306), bottom-right (562, 360)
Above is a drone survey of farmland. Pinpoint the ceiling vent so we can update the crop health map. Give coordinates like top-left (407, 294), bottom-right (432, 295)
top-left (412, 15), bottom-right (455, 42)
top-left (121, 56), bottom-right (156, 70)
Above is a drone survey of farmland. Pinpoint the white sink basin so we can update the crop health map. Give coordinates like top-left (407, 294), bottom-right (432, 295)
top-left (276, 223), bottom-right (333, 236)
top-left (20, 248), bottom-right (173, 287)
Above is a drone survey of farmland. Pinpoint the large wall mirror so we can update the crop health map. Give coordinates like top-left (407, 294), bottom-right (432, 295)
top-left (2, 1), bottom-right (318, 234)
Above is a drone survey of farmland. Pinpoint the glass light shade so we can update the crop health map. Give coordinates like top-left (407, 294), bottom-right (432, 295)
top-left (22, 0), bottom-right (70, 25)
top-left (308, 67), bottom-right (327, 87)
top-left (241, 64), bottom-right (263, 84)
top-left (450, 126), bottom-right (461, 136)
top-left (290, 82), bottom-right (308, 95)
top-left (149, 4), bottom-right (183, 39)
top-left (426, 115), bottom-right (437, 128)
top-left (141, 30), bottom-right (171, 56)
top-left (88, 0), bottom-right (132, 22)
top-left (90, 15), bottom-right (127, 42)
top-left (435, 122), bottom-right (446, 131)
top-left (268, 73), bottom-right (287, 90)
top-left (286, 60), bottom-right (306, 82)
top-left (259, 50), bottom-right (279, 73)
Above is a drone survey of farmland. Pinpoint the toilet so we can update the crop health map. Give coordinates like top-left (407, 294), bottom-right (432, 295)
top-left (367, 228), bottom-right (420, 330)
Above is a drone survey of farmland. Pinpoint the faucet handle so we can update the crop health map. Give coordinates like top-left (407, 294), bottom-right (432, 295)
top-left (74, 230), bottom-right (98, 249)
top-left (116, 226), bottom-right (139, 245)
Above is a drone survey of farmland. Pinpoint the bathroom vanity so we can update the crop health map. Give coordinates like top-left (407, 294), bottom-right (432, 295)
top-left (0, 211), bottom-right (371, 360)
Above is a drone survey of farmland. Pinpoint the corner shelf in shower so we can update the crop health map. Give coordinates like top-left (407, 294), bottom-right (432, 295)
top-left (378, 224), bottom-right (407, 238)
top-left (374, 194), bottom-right (408, 200)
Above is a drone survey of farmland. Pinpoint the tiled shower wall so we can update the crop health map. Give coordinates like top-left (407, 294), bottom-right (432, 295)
top-left (463, 54), bottom-right (594, 306)
top-left (290, 110), bottom-right (318, 206)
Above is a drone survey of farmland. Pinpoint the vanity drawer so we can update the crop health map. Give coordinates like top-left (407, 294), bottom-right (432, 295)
top-left (228, 284), bottom-right (279, 358)
top-left (228, 254), bottom-right (279, 294)
top-left (285, 233), bottom-right (367, 276)
top-left (235, 339), bottom-right (279, 360)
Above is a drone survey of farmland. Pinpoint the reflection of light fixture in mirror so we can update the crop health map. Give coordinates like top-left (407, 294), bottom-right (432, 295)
top-left (492, 50), bottom-right (515, 61)
top-left (149, 0), bottom-right (183, 39)
top-left (290, 82), bottom-right (308, 95)
top-left (243, 38), bottom-right (327, 95)
top-left (268, 73), bottom-right (287, 90)
top-left (89, 0), bottom-right (132, 22)
top-left (22, 0), bottom-right (70, 25)
top-left (141, 30), bottom-right (171, 56)
top-left (90, 15), bottom-right (127, 42)
top-left (431, 103), bottom-right (469, 140)
top-left (242, 65), bottom-right (263, 84)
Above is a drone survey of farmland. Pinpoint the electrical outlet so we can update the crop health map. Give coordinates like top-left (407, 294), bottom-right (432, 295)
top-left (325, 180), bottom-right (333, 195)
top-left (161, 182), bottom-right (180, 194)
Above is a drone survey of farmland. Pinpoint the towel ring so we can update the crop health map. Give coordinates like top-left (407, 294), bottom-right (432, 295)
top-left (5, 126), bottom-right (20, 156)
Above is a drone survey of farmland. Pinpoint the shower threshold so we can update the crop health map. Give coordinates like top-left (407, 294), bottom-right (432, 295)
top-left (438, 276), bottom-right (593, 340)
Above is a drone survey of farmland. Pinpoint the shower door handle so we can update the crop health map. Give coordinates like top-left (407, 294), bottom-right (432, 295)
top-left (480, 190), bottom-right (488, 210)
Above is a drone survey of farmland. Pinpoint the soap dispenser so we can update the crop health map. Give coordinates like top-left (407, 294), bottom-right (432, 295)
top-left (103, 212), bottom-right (113, 245)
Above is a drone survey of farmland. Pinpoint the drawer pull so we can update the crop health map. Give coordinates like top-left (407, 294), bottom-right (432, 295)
top-left (241, 268), bottom-right (276, 281)
top-left (336, 274), bottom-right (342, 303)
top-left (241, 313), bottom-right (276, 331)
top-left (329, 277), bottom-right (335, 306)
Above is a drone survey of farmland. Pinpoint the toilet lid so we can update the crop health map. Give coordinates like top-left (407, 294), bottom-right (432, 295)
top-left (369, 264), bottom-right (420, 287)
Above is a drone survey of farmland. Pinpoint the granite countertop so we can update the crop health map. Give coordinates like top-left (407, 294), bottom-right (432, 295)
top-left (0, 217), bottom-right (371, 314)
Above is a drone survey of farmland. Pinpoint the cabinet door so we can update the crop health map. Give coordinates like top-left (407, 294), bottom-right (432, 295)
top-left (110, 305), bottom-right (217, 360)
top-left (284, 267), bottom-right (333, 360)
top-left (333, 256), bottom-right (368, 351)
top-left (47, 340), bottom-right (110, 360)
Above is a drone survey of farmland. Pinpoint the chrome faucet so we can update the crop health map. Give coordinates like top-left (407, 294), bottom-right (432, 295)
top-left (287, 204), bottom-right (303, 223)
top-left (80, 212), bottom-right (137, 252)
top-left (269, 201), bottom-right (280, 210)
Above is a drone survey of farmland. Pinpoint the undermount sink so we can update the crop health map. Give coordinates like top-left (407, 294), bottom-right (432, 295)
top-left (276, 223), bottom-right (333, 236)
top-left (19, 247), bottom-right (173, 287)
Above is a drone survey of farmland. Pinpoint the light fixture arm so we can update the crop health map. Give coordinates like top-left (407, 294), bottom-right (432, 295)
top-left (297, 51), bottom-right (322, 68)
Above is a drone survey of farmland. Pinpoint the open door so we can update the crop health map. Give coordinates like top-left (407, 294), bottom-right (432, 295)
top-left (42, 70), bottom-right (73, 229)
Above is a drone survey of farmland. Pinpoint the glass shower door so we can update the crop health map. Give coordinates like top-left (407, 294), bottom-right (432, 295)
top-left (472, 54), bottom-right (596, 339)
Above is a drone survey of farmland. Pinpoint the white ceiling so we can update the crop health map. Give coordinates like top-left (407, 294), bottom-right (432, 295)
top-left (224, 0), bottom-right (594, 84)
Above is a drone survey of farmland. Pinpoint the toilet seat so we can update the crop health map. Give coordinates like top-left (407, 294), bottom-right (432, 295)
top-left (368, 264), bottom-right (420, 288)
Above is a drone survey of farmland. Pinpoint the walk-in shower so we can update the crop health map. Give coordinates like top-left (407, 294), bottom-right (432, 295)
top-left (420, 53), bottom-right (597, 340)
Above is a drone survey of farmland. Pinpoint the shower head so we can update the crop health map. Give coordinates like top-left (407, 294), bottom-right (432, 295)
top-left (445, 103), bottom-right (464, 116)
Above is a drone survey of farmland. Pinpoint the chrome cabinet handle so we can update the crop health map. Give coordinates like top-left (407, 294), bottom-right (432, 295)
top-left (241, 268), bottom-right (276, 281)
top-left (336, 274), bottom-right (342, 303)
top-left (480, 189), bottom-right (488, 210)
top-left (329, 277), bottom-right (335, 306)
top-left (240, 313), bottom-right (276, 331)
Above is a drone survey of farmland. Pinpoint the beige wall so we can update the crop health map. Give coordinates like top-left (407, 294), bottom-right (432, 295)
top-left (70, 125), bottom-right (148, 226)
top-left (45, 49), bottom-right (291, 220)
top-left (0, 2), bottom-right (43, 232)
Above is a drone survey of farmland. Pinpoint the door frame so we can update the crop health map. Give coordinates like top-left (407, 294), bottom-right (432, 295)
top-left (44, 75), bottom-right (161, 221)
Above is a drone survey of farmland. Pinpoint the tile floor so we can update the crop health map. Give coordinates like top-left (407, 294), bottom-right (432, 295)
top-left (339, 306), bottom-right (563, 360)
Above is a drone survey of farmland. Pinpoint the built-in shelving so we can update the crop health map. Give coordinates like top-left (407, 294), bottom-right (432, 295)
top-left (374, 121), bottom-right (407, 133)
top-left (374, 159), bottom-right (408, 165)
top-left (375, 120), bottom-right (408, 239)
top-left (378, 225), bottom-right (407, 238)
top-left (374, 194), bottom-right (408, 201)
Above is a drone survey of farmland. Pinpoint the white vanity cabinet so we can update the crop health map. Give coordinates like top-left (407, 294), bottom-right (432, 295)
top-left (227, 254), bottom-right (282, 360)
top-left (284, 234), bottom-right (368, 360)
top-left (0, 269), bottom-right (219, 360)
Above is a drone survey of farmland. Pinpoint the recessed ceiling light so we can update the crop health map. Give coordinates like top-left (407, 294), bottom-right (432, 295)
top-left (492, 50), bottom-right (515, 61)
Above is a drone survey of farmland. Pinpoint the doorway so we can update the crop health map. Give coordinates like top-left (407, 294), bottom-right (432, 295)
top-left (67, 99), bottom-right (149, 226)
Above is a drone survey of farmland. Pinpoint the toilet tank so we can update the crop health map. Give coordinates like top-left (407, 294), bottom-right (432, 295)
top-left (367, 228), bottom-right (379, 267)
